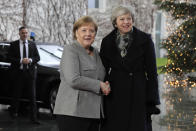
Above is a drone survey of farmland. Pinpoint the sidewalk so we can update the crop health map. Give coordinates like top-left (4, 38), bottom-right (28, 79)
top-left (0, 105), bottom-right (58, 131)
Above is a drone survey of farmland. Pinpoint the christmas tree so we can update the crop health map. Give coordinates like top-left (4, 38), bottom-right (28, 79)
top-left (154, 0), bottom-right (196, 76)
top-left (160, 82), bottom-right (196, 130)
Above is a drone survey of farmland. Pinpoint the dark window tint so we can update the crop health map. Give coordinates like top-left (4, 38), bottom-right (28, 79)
top-left (0, 43), bottom-right (10, 62)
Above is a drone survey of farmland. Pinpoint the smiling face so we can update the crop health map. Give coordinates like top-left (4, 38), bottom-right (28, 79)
top-left (76, 23), bottom-right (96, 49)
top-left (115, 13), bottom-right (133, 34)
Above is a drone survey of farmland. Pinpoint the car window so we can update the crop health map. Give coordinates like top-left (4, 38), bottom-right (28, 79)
top-left (0, 43), bottom-right (10, 62)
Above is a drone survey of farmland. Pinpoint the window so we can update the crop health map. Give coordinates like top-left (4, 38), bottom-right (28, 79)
top-left (0, 43), bottom-right (10, 63)
top-left (88, 0), bottom-right (99, 8)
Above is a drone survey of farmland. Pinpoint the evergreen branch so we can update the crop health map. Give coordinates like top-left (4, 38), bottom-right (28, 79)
top-left (160, 17), bottom-right (196, 74)
top-left (155, 1), bottom-right (196, 19)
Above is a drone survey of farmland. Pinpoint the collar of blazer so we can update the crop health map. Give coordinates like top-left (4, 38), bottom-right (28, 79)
top-left (108, 26), bottom-right (148, 53)
top-left (73, 40), bottom-right (95, 56)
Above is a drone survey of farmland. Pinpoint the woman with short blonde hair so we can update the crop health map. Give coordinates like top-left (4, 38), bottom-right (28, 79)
top-left (54, 16), bottom-right (110, 131)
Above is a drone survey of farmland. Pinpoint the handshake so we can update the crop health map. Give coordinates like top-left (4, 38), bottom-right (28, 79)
top-left (100, 81), bottom-right (111, 96)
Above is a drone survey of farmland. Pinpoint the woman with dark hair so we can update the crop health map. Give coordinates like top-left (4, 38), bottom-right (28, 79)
top-left (100, 6), bottom-right (160, 131)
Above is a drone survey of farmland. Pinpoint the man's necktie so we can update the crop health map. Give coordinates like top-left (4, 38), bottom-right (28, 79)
top-left (23, 42), bottom-right (27, 70)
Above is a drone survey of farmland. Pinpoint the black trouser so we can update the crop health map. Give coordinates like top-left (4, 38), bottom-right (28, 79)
top-left (145, 114), bottom-right (152, 131)
top-left (56, 115), bottom-right (100, 131)
top-left (11, 69), bottom-right (37, 120)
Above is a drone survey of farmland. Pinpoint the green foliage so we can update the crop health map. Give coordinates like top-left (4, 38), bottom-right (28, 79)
top-left (155, 1), bottom-right (196, 19)
top-left (156, 57), bottom-right (167, 74)
top-left (154, 0), bottom-right (196, 75)
top-left (157, 57), bottom-right (167, 67)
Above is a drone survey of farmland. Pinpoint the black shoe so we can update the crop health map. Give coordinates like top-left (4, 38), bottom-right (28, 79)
top-left (31, 120), bottom-right (41, 125)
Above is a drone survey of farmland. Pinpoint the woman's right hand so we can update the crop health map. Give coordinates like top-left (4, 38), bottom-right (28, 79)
top-left (100, 81), bottom-right (111, 96)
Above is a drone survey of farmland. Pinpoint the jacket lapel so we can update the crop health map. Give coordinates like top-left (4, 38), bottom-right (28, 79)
top-left (126, 28), bottom-right (136, 54)
top-left (28, 41), bottom-right (33, 58)
top-left (73, 41), bottom-right (97, 67)
top-left (15, 40), bottom-right (21, 58)
top-left (108, 30), bottom-right (123, 60)
top-left (109, 28), bottom-right (137, 72)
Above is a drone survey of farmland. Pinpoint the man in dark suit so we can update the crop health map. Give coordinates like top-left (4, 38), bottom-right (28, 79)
top-left (8, 26), bottom-right (40, 124)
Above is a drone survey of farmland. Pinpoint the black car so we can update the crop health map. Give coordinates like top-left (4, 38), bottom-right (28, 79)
top-left (0, 42), bottom-right (62, 112)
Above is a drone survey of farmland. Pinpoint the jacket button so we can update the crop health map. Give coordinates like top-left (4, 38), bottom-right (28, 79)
top-left (129, 73), bottom-right (133, 76)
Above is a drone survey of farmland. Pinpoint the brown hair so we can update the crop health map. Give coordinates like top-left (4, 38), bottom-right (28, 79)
top-left (73, 16), bottom-right (98, 40)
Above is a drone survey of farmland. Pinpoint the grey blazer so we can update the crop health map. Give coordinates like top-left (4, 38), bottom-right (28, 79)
top-left (53, 41), bottom-right (105, 119)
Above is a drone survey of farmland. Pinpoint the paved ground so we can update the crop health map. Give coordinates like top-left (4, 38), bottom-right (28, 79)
top-left (152, 75), bottom-right (196, 131)
top-left (0, 74), bottom-right (196, 131)
top-left (0, 106), bottom-right (58, 131)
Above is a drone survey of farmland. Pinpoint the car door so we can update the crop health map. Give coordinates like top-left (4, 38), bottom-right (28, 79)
top-left (0, 43), bottom-right (11, 97)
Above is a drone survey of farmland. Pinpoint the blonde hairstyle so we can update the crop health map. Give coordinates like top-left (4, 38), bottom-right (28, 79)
top-left (111, 6), bottom-right (134, 28)
top-left (73, 16), bottom-right (98, 40)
